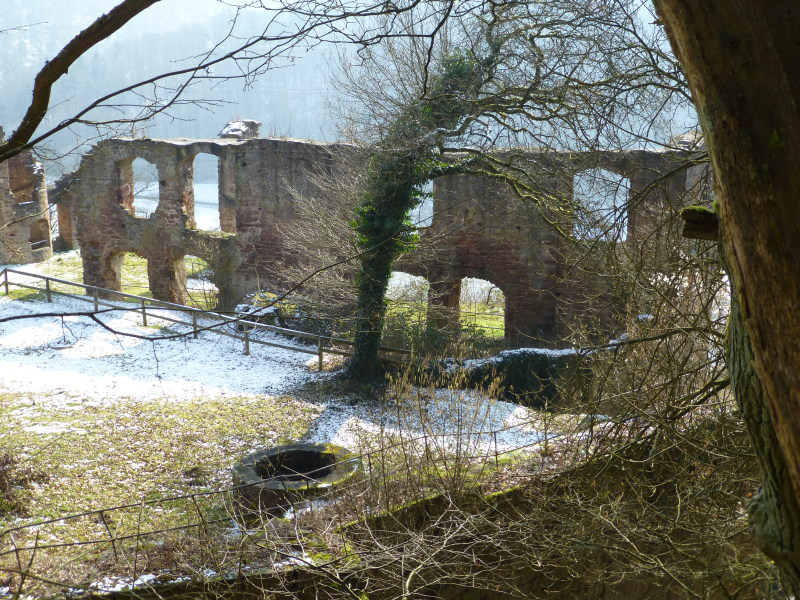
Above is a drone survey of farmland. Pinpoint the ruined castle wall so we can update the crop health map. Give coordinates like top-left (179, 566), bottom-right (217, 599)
top-left (50, 168), bottom-right (83, 251)
top-left (58, 134), bottom-right (698, 340)
top-left (0, 150), bottom-right (53, 265)
top-left (419, 170), bottom-right (568, 341)
top-left (58, 137), bottom-right (347, 309)
top-left (400, 149), bottom-right (696, 341)
top-left (61, 139), bottom-right (224, 303)
top-left (218, 138), bottom-right (346, 304)
top-left (543, 150), bottom-right (693, 341)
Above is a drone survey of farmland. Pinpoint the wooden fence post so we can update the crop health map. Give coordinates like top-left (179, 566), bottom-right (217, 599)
top-left (318, 337), bottom-right (324, 371)
top-left (192, 312), bottom-right (198, 339)
top-left (45, 279), bottom-right (52, 302)
top-left (93, 289), bottom-right (98, 312)
top-left (141, 300), bottom-right (147, 326)
top-left (3, 270), bottom-right (9, 295)
top-left (244, 329), bottom-right (250, 355)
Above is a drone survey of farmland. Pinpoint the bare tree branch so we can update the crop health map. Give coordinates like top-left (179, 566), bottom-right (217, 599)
top-left (0, 0), bottom-right (161, 162)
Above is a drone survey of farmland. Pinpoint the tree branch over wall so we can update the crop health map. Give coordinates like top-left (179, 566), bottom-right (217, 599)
top-left (0, 0), bottom-right (161, 163)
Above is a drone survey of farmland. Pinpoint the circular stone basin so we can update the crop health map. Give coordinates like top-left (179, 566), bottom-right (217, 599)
top-left (232, 443), bottom-right (359, 515)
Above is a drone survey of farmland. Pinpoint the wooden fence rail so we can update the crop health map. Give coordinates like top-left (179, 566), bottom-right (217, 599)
top-left (1, 268), bottom-right (413, 369)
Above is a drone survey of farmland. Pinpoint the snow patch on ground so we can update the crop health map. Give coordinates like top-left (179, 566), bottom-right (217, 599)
top-left (0, 293), bottom-right (311, 400)
top-left (1, 259), bottom-right (546, 456)
top-left (0, 258), bottom-right (553, 596)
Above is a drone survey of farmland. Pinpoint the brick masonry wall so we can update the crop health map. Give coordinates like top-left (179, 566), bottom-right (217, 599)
top-left (58, 136), bottom-right (698, 338)
top-left (0, 150), bottom-right (53, 264)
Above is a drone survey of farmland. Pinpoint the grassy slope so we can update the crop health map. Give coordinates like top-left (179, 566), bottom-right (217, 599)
top-left (0, 252), bottom-right (324, 590)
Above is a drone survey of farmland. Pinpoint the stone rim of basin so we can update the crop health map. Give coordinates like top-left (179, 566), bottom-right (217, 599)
top-left (232, 442), bottom-right (360, 515)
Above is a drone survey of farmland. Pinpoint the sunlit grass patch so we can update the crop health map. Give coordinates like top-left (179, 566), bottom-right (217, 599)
top-left (4, 252), bottom-right (218, 307)
top-left (0, 391), bottom-right (322, 585)
top-left (186, 290), bottom-right (217, 311)
top-left (2, 394), bottom-right (319, 517)
top-left (0, 379), bottom-right (552, 596)
top-left (37, 251), bottom-right (84, 282)
top-left (460, 304), bottom-right (505, 338)
top-left (3, 287), bottom-right (47, 302)
top-left (119, 253), bottom-right (150, 296)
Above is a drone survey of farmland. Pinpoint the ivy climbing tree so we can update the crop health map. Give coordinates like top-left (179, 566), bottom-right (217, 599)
top-left (346, 48), bottom-right (497, 379)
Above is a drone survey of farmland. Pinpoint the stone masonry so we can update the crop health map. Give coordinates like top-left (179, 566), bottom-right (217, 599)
top-left (54, 127), bottom-right (702, 341)
top-left (0, 127), bottom-right (53, 264)
top-left (53, 134), bottom-right (344, 308)
top-left (398, 149), bottom-right (694, 341)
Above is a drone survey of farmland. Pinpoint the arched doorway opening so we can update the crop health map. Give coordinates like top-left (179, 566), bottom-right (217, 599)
top-left (130, 157), bottom-right (159, 218)
top-left (384, 271), bottom-right (429, 348)
top-left (459, 277), bottom-right (505, 338)
top-left (121, 251), bottom-right (151, 296)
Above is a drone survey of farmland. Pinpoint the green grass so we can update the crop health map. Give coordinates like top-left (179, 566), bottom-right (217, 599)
top-left (121, 254), bottom-right (213, 303)
top-left (186, 289), bottom-right (217, 311)
top-left (460, 303), bottom-right (505, 338)
top-left (0, 389), bottom-right (323, 592)
top-left (4, 287), bottom-right (48, 302)
top-left (37, 251), bottom-right (84, 281)
top-left (384, 299), bottom-right (505, 341)
top-left (4, 251), bottom-right (217, 307)
top-left (0, 393), bottom-right (318, 518)
top-left (0, 378), bottom-right (547, 596)
top-left (120, 253), bottom-right (150, 296)
top-left (2, 251), bottom-right (85, 299)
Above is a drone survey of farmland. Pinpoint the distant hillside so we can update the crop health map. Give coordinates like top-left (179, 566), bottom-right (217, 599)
top-left (0, 0), bottom-right (337, 174)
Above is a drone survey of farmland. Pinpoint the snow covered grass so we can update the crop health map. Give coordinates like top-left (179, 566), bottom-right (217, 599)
top-left (0, 252), bottom-right (558, 594)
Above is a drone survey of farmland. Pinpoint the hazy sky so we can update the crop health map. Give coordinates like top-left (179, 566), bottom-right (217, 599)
top-left (1, 1), bottom-right (336, 160)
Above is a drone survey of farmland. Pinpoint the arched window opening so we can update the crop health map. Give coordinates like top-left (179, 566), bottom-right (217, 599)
top-left (387, 271), bottom-right (429, 302)
top-left (185, 254), bottom-right (218, 310)
top-left (192, 153), bottom-right (222, 231)
top-left (131, 157), bottom-right (159, 218)
top-left (410, 180), bottom-right (433, 229)
top-left (460, 277), bottom-right (505, 338)
top-left (573, 169), bottom-right (630, 241)
top-left (121, 252), bottom-right (151, 296)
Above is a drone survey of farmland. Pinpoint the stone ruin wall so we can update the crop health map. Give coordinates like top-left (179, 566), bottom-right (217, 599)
top-left (53, 132), bottom-right (703, 342)
top-left (52, 135), bottom-right (345, 309)
top-left (0, 128), bottom-right (53, 264)
top-left (398, 149), bottom-right (695, 341)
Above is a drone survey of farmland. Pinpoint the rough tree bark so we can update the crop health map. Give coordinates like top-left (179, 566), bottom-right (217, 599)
top-left (727, 292), bottom-right (800, 590)
top-left (655, 0), bottom-right (800, 590)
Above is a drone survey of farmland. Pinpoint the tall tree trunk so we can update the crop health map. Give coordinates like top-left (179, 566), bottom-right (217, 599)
top-left (347, 221), bottom-right (408, 380)
top-left (345, 50), bottom-right (494, 380)
top-left (728, 290), bottom-right (800, 591)
top-left (347, 155), bottom-right (417, 380)
top-left (655, 0), bottom-right (800, 590)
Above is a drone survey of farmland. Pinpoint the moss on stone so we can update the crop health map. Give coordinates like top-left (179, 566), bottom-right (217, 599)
top-left (680, 204), bottom-right (716, 221)
top-left (680, 205), bottom-right (720, 241)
